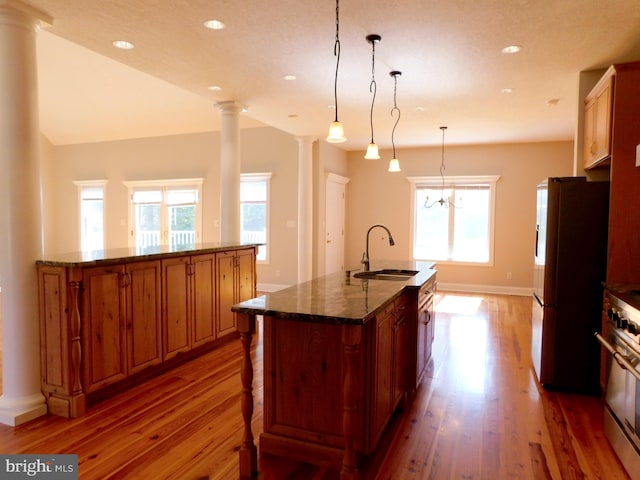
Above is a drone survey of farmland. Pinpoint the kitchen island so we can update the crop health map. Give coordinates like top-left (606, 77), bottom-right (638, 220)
top-left (232, 262), bottom-right (436, 479)
top-left (37, 242), bottom-right (259, 418)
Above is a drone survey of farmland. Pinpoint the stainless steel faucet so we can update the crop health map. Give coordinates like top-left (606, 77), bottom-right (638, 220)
top-left (361, 224), bottom-right (395, 271)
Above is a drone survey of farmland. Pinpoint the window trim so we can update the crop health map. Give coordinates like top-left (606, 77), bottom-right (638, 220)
top-left (240, 172), bottom-right (271, 264)
top-left (123, 178), bottom-right (203, 248)
top-left (407, 175), bottom-right (500, 266)
top-left (73, 179), bottom-right (108, 251)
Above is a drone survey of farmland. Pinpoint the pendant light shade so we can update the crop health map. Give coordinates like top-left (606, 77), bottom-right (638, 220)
top-left (364, 34), bottom-right (381, 159)
top-left (365, 143), bottom-right (380, 160)
top-left (327, 121), bottom-right (346, 143)
top-left (388, 158), bottom-right (401, 172)
top-left (326, 0), bottom-right (346, 143)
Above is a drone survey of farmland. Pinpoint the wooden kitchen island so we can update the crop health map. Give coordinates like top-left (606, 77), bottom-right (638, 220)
top-left (232, 262), bottom-right (436, 479)
top-left (37, 242), bottom-right (259, 418)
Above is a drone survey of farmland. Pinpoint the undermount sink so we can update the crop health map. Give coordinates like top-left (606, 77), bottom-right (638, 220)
top-left (353, 269), bottom-right (419, 281)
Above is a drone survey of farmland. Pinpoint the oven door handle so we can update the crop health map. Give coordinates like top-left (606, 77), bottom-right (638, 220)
top-left (595, 332), bottom-right (640, 382)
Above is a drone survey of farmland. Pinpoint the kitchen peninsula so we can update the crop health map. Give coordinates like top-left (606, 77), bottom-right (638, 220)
top-left (232, 262), bottom-right (436, 479)
top-left (37, 242), bottom-right (259, 418)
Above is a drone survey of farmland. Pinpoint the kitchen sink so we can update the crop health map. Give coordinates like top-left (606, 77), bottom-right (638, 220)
top-left (353, 269), bottom-right (419, 281)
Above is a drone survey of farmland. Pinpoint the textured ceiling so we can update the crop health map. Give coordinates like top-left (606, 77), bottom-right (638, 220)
top-left (27, 0), bottom-right (640, 148)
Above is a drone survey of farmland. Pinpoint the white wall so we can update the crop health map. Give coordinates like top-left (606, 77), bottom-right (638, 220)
top-left (345, 141), bottom-right (574, 294)
top-left (44, 127), bottom-right (300, 286)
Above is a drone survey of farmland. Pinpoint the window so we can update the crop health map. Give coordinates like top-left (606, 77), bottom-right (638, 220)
top-left (73, 180), bottom-right (107, 251)
top-left (240, 173), bottom-right (271, 262)
top-left (409, 175), bottom-right (500, 264)
top-left (123, 179), bottom-right (203, 250)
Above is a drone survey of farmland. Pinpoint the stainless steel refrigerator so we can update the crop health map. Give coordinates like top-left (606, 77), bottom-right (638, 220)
top-left (531, 177), bottom-right (609, 393)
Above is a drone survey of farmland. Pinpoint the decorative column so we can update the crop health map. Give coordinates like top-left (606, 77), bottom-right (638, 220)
top-left (0, 0), bottom-right (51, 426)
top-left (216, 101), bottom-right (246, 243)
top-left (296, 136), bottom-right (316, 283)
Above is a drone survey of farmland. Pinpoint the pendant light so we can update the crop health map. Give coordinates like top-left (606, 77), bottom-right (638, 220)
top-left (388, 70), bottom-right (402, 172)
top-left (326, 0), bottom-right (346, 143)
top-left (364, 34), bottom-right (381, 159)
top-left (425, 126), bottom-right (461, 208)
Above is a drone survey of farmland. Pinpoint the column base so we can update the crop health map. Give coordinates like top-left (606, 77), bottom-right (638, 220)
top-left (0, 393), bottom-right (47, 426)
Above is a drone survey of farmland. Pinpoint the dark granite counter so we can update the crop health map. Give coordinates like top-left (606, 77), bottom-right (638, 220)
top-left (232, 260), bottom-right (436, 325)
top-left (36, 242), bottom-right (262, 267)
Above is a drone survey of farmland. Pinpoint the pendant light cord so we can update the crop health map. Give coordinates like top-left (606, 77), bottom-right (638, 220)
top-left (369, 39), bottom-right (377, 143)
top-left (332, 0), bottom-right (341, 123)
top-left (390, 73), bottom-right (401, 158)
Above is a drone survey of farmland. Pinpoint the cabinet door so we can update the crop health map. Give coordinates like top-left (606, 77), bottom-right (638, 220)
top-left (583, 72), bottom-right (613, 168)
top-left (371, 304), bottom-right (395, 447)
top-left (237, 248), bottom-right (256, 303)
top-left (82, 265), bottom-right (127, 393)
top-left (393, 295), bottom-right (409, 405)
top-left (216, 251), bottom-right (236, 337)
top-left (192, 253), bottom-right (216, 347)
top-left (126, 261), bottom-right (162, 374)
top-left (162, 257), bottom-right (191, 359)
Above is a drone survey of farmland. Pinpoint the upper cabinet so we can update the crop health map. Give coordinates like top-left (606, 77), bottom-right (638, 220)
top-left (583, 68), bottom-right (614, 169)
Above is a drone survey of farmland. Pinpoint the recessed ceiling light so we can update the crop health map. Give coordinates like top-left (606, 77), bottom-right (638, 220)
top-left (283, 74), bottom-right (297, 81)
top-left (546, 98), bottom-right (560, 106)
top-left (501, 88), bottom-right (514, 94)
top-left (328, 104), bottom-right (336, 109)
top-left (501, 45), bottom-right (521, 54)
top-left (113, 40), bottom-right (134, 50)
top-left (415, 106), bottom-right (426, 112)
top-left (288, 114), bottom-right (298, 118)
top-left (204, 19), bottom-right (226, 30)
top-left (208, 85), bottom-right (222, 92)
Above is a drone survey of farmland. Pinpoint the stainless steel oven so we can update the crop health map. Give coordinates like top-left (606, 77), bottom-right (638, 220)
top-left (595, 289), bottom-right (640, 480)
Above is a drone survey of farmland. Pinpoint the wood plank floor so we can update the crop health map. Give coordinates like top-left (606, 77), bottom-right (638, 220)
top-left (0, 293), bottom-right (630, 479)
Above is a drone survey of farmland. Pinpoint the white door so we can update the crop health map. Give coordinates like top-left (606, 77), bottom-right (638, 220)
top-left (325, 174), bottom-right (349, 275)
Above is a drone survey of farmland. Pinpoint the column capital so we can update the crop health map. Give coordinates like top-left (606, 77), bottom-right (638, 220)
top-left (0, 0), bottom-right (52, 27)
top-left (215, 101), bottom-right (247, 114)
top-left (295, 136), bottom-right (318, 146)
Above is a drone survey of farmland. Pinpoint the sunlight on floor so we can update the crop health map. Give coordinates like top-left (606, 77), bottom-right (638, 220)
top-left (435, 294), bottom-right (483, 314)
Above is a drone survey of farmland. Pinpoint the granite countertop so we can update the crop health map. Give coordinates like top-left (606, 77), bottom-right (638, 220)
top-left (36, 242), bottom-right (262, 267)
top-left (232, 260), bottom-right (436, 326)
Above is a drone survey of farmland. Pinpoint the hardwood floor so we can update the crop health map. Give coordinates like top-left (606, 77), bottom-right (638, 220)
top-left (0, 293), bottom-right (630, 479)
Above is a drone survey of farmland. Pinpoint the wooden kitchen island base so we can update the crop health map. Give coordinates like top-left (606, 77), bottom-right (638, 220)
top-left (233, 263), bottom-right (437, 479)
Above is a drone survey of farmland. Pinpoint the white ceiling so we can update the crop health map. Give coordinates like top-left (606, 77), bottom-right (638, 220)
top-left (29, 0), bottom-right (640, 149)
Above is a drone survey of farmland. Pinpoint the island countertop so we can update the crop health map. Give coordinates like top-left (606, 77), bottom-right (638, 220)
top-left (35, 242), bottom-right (262, 267)
top-left (232, 260), bottom-right (436, 325)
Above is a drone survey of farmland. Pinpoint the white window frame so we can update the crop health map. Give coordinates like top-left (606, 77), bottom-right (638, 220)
top-left (73, 179), bottom-right (107, 252)
top-left (123, 178), bottom-right (203, 248)
top-left (407, 175), bottom-right (500, 266)
top-left (240, 172), bottom-right (271, 263)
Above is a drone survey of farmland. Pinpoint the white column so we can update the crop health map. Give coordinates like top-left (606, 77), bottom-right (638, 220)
top-left (296, 136), bottom-right (317, 283)
top-left (0, 0), bottom-right (52, 426)
top-left (216, 101), bottom-right (245, 243)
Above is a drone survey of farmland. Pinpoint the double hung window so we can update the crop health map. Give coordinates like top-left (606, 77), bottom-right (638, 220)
top-left (124, 179), bottom-right (203, 250)
top-left (240, 173), bottom-right (271, 262)
top-left (409, 175), bottom-right (499, 264)
top-left (74, 180), bottom-right (107, 252)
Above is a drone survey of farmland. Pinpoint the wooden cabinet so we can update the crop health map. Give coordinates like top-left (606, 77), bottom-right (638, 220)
top-left (37, 245), bottom-right (258, 418)
top-left (162, 253), bottom-right (216, 359)
top-left (416, 276), bottom-right (436, 385)
top-left (82, 260), bottom-right (162, 394)
top-left (583, 69), bottom-right (614, 169)
top-left (216, 248), bottom-right (256, 336)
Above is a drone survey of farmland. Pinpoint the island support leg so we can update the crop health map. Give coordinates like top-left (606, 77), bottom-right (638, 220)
top-left (237, 313), bottom-right (258, 478)
top-left (341, 325), bottom-right (362, 480)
